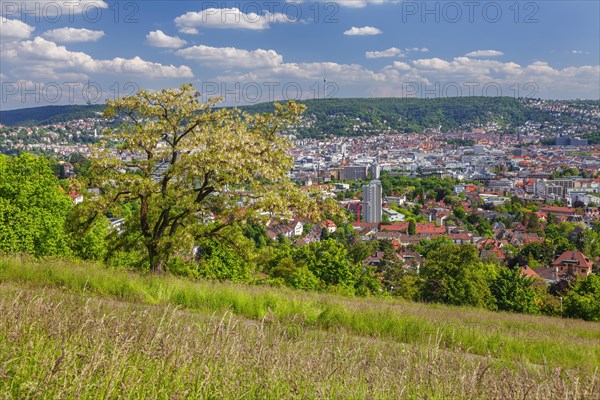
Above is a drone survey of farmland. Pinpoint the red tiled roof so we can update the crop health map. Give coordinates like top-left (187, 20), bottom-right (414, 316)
top-left (520, 266), bottom-right (542, 280)
top-left (552, 251), bottom-right (593, 269)
top-left (380, 222), bottom-right (409, 232)
top-left (415, 223), bottom-right (445, 235)
top-left (539, 206), bottom-right (576, 215)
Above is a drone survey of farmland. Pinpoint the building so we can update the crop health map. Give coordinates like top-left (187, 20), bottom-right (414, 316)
top-left (362, 180), bottom-right (382, 223)
top-left (555, 135), bottom-right (589, 146)
top-left (370, 163), bottom-right (381, 180)
top-left (552, 251), bottom-right (593, 278)
top-left (342, 165), bottom-right (368, 181)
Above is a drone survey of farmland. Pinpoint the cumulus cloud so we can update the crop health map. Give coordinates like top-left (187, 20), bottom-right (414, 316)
top-left (3, 37), bottom-right (194, 78)
top-left (174, 7), bottom-right (289, 34)
top-left (465, 50), bottom-right (504, 57)
top-left (43, 27), bottom-right (105, 43)
top-left (406, 47), bottom-right (429, 53)
top-left (344, 26), bottom-right (382, 36)
top-left (176, 45), bottom-right (283, 69)
top-left (1, 17), bottom-right (35, 41)
top-left (146, 30), bottom-right (187, 49)
top-left (392, 61), bottom-right (412, 71)
top-left (366, 47), bottom-right (404, 59)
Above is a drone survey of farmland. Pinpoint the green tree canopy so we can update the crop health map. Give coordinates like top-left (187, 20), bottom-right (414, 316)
top-left (490, 267), bottom-right (541, 314)
top-left (563, 275), bottom-right (600, 321)
top-left (0, 153), bottom-right (71, 256)
top-left (419, 243), bottom-right (496, 308)
top-left (83, 84), bottom-right (313, 272)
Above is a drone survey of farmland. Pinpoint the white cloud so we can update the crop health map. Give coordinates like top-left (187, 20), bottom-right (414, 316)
top-left (571, 50), bottom-right (589, 55)
top-left (176, 45), bottom-right (283, 69)
top-left (174, 7), bottom-right (289, 34)
top-left (366, 47), bottom-right (403, 59)
top-left (3, 37), bottom-right (194, 78)
top-left (0, 17), bottom-right (35, 41)
top-left (178, 27), bottom-right (199, 35)
top-left (43, 27), bottom-right (105, 43)
top-left (465, 50), bottom-right (504, 58)
top-left (344, 26), bottom-right (382, 36)
top-left (406, 47), bottom-right (429, 53)
top-left (392, 61), bottom-right (411, 71)
top-left (146, 30), bottom-right (187, 49)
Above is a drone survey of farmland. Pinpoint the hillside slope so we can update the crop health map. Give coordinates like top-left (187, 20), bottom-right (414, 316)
top-left (1, 257), bottom-right (598, 399)
top-left (1, 97), bottom-right (552, 136)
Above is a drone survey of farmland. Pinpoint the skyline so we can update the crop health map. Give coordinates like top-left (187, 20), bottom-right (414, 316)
top-left (1, 0), bottom-right (599, 110)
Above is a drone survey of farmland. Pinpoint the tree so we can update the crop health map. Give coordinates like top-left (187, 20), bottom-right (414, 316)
top-left (490, 267), bottom-right (541, 314)
top-left (408, 219), bottom-right (416, 235)
top-left (562, 275), bottom-right (600, 321)
top-left (419, 243), bottom-right (496, 308)
top-left (85, 85), bottom-right (312, 272)
top-left (294, 239), bottom-right (357, 290)
top-left (0, 153), bottom-right (72, 256)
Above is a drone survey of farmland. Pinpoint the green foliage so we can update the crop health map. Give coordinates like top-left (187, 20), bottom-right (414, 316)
top-left (242, 97), bottom-right (556, 137)
top-left (380, 172), bottom-right (458, 203)
top-left (294, 239), bottom-right (356, 290)
top-left (0, 104), bottom-right (105, 126)
top-left (419, 243), bottom-right (496, 308)
top-left (195, 229), bottom-right (254, 283)
top-left (563, 275), bottom-right (600, 321)
top-left (69, 217), bottom-right (111, 261)
top-left (0, 153), bottom-right (72, 256)
top-left (490, 267), bottom-right (541, 314)
top-left (86, 84), bottom-right (312, 272)
top-left (2, 255), bottom-right (599, 382)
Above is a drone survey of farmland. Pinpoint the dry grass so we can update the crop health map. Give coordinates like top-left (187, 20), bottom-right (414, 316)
top-left (1, 283), bottom-right (598, 400)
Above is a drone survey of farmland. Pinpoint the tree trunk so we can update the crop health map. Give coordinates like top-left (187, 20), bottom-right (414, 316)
top-left (147, 245), bottom-right (164, 274)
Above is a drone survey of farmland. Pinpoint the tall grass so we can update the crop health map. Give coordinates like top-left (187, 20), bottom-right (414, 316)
top-left (1, 255), bottom-right (599, 374)
top-left (2, 284), bottom-right (598, 399)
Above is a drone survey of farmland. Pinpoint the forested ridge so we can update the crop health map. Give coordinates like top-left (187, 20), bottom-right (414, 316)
top-left (1, 97), bottom-right (556, 136)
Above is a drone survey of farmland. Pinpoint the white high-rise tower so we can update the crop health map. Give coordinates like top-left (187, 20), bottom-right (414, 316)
top-left (362, 180), bottom-right (382, 223)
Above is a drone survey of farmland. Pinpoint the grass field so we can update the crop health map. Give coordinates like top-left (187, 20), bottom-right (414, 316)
top-left (1, 256), bottom-right (599, 399)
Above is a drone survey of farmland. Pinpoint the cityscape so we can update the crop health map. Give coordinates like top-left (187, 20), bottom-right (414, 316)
top-left (1, 0), bottom-right (599, 398)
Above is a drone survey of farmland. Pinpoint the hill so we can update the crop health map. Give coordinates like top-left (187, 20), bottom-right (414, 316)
top-left (241, 96), bottom-right (553, 137)
top-left (1, 256), bottom-right (598, 399)
top-left (0, 104), bottom-right (105, 126)
top-left (1, 97), bottom-right (553, 137)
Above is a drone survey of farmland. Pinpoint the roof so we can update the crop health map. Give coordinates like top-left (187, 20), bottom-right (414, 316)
top-left (539, 205), bottom-right (577, 215)
top-left (552, 251), bottom-right (593, 269)
top-left (415, 223), bottom-right (445, 235)
top-left (379, 222), bottom-right (409, 232)
top-left (520, 266), bottom-right (542, 280)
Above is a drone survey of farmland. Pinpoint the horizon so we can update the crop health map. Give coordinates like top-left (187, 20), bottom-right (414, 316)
top-left (2, 94), bottom-right (600, 113)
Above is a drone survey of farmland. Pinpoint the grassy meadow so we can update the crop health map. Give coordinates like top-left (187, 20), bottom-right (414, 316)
top-left (1, 255), bottom-right (599, 399)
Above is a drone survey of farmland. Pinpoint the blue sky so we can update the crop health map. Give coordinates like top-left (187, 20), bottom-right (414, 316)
top-left (1, 0), bottom-right (599, 109)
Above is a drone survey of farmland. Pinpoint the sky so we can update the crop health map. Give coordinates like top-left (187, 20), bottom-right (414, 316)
top-left (1, 0), bottom-right (599, 109)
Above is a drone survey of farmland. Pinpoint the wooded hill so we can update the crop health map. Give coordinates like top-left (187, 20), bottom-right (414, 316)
top-left (0, 97), bottom-right (575, 137)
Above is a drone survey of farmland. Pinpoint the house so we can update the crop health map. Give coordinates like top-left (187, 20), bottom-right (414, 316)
top-left (415, 222), bottom-right (445, 236)
top-left (321, 219), bottom-right (337, 234)
top-left (552, 251), bottom-right (593, 278)
top-left (520, 265), bottom-right (542, 280)
top-left (448, 233), bottom-right (472, 245)
top-left (379, 222), bottom-right (409, 233)
top-left (267, 220), bottom-right (304, 240)
top-left (364, 251), bottom-right (385, 267)
top-left (68, 190), bottom-right (84, 205)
